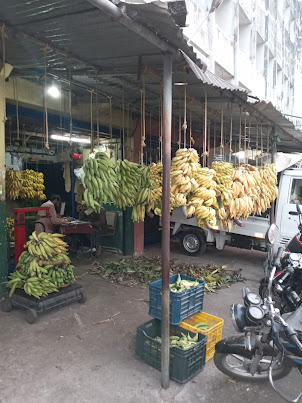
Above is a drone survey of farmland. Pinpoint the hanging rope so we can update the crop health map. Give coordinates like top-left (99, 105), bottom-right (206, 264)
top-left (220, 106), bottom-right (224, 158)
top-left (90, 90), bottom-right (93, 146)
top-left (158, 87), bottom-right (163, 163)
top-left (229, 103), bottom-right (233, 161)
top-left (260, 123), bottom-right (263, 156)
top-left (140, 74), bottom-right (146, 165)
top-left (95, 75), bottom-right (100, 146)
top-left (248, 115), bottom-right (251, 150)
top-left (207, 120), bottom-right (211, 167)
top-left (122, 83), bottom-right (125, 159)
top-left (182, 81), bottom-right (187, 148)
top-left (178, 108), bottom-right (181, 148)
top-left (256, 121), bottom-right (259, 167)
top-left (202, 88), bottom-right (208, 167)
top-left (68, 59), bottom-right (72, 147)
top-left (244, 115), bottom-right (247, 157)
top-left (213, 120), bottom-right (216, 160)
top-left (238, 106), bottom-right (242, 151)
top-left (267, 126), bottom-right (270, 154)
top-left (13, 77), bottom-right (20, 141)
top-left (149, 110), bottom-right (152, 164)
top-left (42, 45), bottom-right (49, 150)
top-left (59, 80), bottom-right (63, 135)
top-left (1, 24), bottom-right (7, 123)
top-left (109, 96), bottom-right (113, 139)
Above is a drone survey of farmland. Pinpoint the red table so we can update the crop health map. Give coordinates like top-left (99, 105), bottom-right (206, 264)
top-left (58, 221), bottom-right (94, 259)
top-left (58, 221), bottom-right (94, 235)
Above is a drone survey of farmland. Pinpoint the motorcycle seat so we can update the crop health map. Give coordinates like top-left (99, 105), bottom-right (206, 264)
top-left (284, 306), bottom-right (302, 339)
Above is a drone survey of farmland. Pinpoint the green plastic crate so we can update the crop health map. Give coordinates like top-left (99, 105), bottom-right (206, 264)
top-left (136, 319), bottom-right (207, 383)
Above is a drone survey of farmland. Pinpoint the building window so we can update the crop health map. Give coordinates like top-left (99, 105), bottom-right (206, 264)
top-left (256, 33), bottom-right (265, 74)
top-left (239, 5), bottom-right (252, 56)
top-left (215, 0), bottom-right (234, 39)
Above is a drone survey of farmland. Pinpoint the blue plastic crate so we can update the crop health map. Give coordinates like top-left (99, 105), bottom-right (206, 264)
top-left (148, 274), bottom-right (205, 325)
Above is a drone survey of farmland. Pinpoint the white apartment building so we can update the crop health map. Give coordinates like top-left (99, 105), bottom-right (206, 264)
top-left (183, 0), bottom-right (302, 117)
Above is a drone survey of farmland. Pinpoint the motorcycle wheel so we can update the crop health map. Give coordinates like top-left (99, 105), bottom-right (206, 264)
top-left (214, 351), bottom-right (291, 382)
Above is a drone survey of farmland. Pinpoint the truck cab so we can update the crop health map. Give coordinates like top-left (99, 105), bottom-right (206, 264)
top-left (170, 168), bottom-right (302, 256)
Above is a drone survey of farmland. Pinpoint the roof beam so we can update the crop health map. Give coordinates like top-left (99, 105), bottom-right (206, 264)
top-left (85, 0), bottom-right (208, 70)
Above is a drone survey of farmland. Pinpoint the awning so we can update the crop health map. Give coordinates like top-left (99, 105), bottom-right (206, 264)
top-left (252, 101), bottom-right (302, 143)
top-left (180, 50), bottom-right (248, 94)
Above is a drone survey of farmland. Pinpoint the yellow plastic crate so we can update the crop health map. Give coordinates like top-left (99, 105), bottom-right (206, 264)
top-left (180, 312), bottom-right (224, 362)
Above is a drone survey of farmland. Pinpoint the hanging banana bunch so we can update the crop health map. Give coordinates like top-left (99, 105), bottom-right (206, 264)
top-left (132, 165), bottom-right (152, 222)
top-left (83, 152), bottom-right (119, 212)
top-left (6, 169), bottom-right (23, 200)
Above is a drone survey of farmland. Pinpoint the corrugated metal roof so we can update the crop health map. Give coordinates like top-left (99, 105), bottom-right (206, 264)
top-left (253, 100), bottom-right (302, 143)
top-left (181, 50), bottom-right (248, 94)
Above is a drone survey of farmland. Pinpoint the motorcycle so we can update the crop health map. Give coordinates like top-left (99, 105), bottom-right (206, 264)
top-left (260, 203), bottom-right (302, 313)
top-left (214, 223), bottom-right (302, 402)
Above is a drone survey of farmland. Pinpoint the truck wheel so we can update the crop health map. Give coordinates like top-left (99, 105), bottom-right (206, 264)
top-left (180, 230), bottom-right (206, 256)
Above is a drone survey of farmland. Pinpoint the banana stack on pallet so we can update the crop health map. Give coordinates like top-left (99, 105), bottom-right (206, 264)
top-left (7, 231), bottom-right (75, 298)
top-left (187, 167), bottom-right (217, 227)
top-left (132, 165), bottom-right (152, 222)
top-left (83, 152), bottom-right (119, 212)
top-left (115, 159), bottom-right (142, 209)
top-left (6, 169), bottom-right (23, 200)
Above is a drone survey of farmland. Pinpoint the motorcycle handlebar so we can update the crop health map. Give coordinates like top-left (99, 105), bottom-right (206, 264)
top-left (288, 333), bottom-right (302, 356)
top-left (273, 247), bottom-right (283, 267)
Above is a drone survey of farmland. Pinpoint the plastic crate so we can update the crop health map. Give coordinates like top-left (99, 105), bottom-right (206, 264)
top-left (180, 312), bottom-right (224, 362)
top-left (148, 274), bottom-right (205, 325)
top-left (136, 319), bottom-right (207, 383)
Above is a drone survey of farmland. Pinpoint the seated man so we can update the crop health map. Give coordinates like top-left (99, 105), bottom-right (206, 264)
top-left (35, 194), bottom-right (71, 235)
top-left (79, 205), bottom-right (108, 256)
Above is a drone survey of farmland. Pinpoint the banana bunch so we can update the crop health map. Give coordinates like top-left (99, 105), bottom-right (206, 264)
top-left (6, 270), bottom-right (58, 298)
top-left (6, 217), bottom-right (14, 242)
top-left (148, 163), bottom-right (163, 212)
top-left (115, 160), bottom-right (141, 209)
top-left (170, 148), bottom-right (199, 208)
top-left (253, 164), bottom-right (278, 215)
top-left (7, 231), bottom-right (75, 298)
top-left (19, 169), bottom-right (46, 200)
top-left (83, 153), bottom-right (119, 212)
top-left (228, 166), bottom-right (256, 219)
top-left (48, 265), bottom-right (75, 287)
top-left (132, 165), bottom-right (152, 222)
top-left (6, 169), bottom-right (23, 199)
top-left (25, 231), bottom-right (69, 261)
top-left (212, 162), bottom-right (233, 206)
top-left (193, 202), bottom-right (216, 228)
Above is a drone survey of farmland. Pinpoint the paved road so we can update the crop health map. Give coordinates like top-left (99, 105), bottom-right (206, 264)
top-left (0, 244), bottom-right (300, 403)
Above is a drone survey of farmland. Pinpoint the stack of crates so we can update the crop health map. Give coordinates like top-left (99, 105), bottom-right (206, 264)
top-left (136, 274), bottom-right (224, 383)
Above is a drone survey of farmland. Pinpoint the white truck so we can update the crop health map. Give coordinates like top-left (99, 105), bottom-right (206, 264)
top-left (170, 167), bottom-right (302, 256)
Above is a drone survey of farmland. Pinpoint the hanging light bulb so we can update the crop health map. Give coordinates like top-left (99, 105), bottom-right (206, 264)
top-left (47, 82), bottom-right (60, 98)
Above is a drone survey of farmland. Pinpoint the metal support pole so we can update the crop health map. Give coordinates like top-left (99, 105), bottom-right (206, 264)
top-left (161, 53), bottom-right (172, 389)
top-left (0, 75), bottom-right (8, 296)
top-left (270, 128), bottom-right (277, 225)
top-left (70, 161), bottom-right (76, 218)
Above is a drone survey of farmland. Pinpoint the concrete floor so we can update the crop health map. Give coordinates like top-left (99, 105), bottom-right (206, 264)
top-left (0, 242), bottom-right (300, 403)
